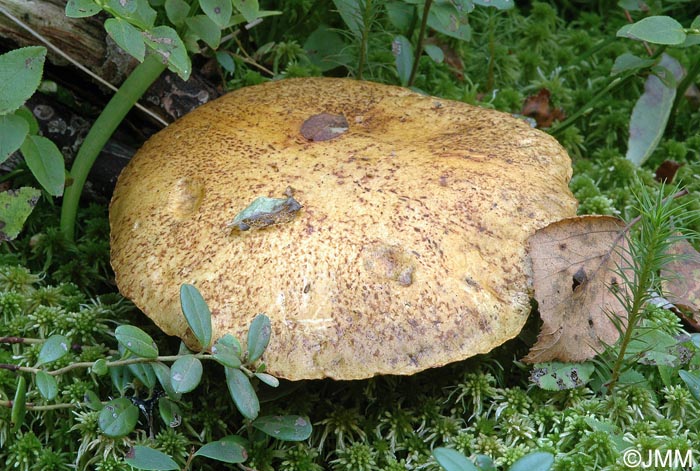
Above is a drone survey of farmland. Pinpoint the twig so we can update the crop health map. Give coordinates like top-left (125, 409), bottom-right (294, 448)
top-left (0, 400), bottom-right (84, 411)
top-left (0, 4), bottom-right (168, 127)
top-left (0, 337), bottom-right (43, 345)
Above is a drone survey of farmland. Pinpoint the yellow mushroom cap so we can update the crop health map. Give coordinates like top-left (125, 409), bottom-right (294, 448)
top-left (109, 78), bottom-right (577, 380)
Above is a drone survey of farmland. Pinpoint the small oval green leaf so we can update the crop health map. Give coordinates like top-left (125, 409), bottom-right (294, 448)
top-left (180, 284), bottom-right (213, 350)
top-left (36, 370), bottom-right (58, 400)
top-left (170, 355), bottom-right (203, 394)
top-left (232, 0), bottom-right (260, 23)
top-left (37, 334), bottom-right (71, 365)
top-left (104, 18), bottom-right (146, 62)
top-left (158, 398), bottom-right (182, 427)
top-left (616, 16), bottom-right (686, 45)
top-left (11, 375), bottom-right (27, 433)
top-left (225, 367), bottom-right (259, 420)
top-left (65, 0), bottom-right (102, 18)
top-left (151, 362), bottom-right (182, 400)
top-left (212, 337), bottom-right (242, 369)
top-left (193, 435), bottom-right (249, 463)
top-left (83, 389), bottom-right (103, 410)
top-left (91, 358), bottom-right (109, 376)
top-left (165, 0), bottom-right (190, 26)
top-left (392, 35), bottom-right (413, 86)
top-left (127, 362), bottom-right (157, 389)
top-left (680, 370), bottom-right (700, 402)
top-left (115, 325), bottom-right (158, 358)
top-left (98, 397), bottom-right (139, 437)
top-left (0, 187), bottom-right (41, 242)
top-left (0, 47), bottom-right (46, 114)
top-left (125, 445), bottom-right (179, 470)
top-left (20, 135), bottom-right (65, 196)
top-left (433, 447), bottom-right (479, 471)
top-left (185, 15), bottom-right (222, 49)
top-left (247, 314), bottom-right (271, 363)
top-left (252, 415), bottom-right (312, 441)
top-left (255, 372), bottom-right (279, 388)
top-left (199, 0), bottom-right (232, 28)
top-left (509, 452), bottom-right (555, 471)
top-left (143, 26), bottom-right (191, 80)
top-left (0, 114), bottom-right (29, 163)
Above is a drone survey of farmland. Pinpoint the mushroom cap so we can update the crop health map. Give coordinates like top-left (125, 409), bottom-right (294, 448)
top-left (110, 78), bottom-right (577, 380)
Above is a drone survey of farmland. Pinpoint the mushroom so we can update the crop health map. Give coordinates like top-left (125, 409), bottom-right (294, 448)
top-left (110, 78), bottom-right (577, 380)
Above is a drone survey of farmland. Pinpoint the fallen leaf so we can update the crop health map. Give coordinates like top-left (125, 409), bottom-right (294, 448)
top-left (654, 160), bottom-right (683, 183)
top-left (300, 113), bottom-right (349, 141)
top-left (521, 89), bottom-right (566, 128)
top-left (523, 216), bottom-right (631, 363)
top-left (661, 239), bottom-right (700, 316)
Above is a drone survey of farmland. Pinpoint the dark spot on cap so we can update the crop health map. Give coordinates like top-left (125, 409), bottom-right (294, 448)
top-left (301, 113), bottom-right (349, 141)
top-left (572, 266), bottom-right (587, 291)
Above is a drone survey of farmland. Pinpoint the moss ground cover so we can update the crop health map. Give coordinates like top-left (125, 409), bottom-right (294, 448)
top-left (1, 1), bottom-right (700, 470)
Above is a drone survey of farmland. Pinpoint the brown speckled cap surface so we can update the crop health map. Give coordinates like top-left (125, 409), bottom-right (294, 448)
top-left (109, 78), bottom-right (577, 380)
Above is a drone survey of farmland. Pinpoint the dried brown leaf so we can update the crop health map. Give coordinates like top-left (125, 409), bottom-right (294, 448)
top-left (523, 215), bottom-right (631, 363)
top-left (521, 89), bottom-right (566, 128)
top-left (661, 239), bottom-right (700, 315)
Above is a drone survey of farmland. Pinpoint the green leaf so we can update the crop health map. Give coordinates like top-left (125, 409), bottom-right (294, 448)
top-left (611, 53), bottom-right (655, 75)
top-left (216, 51), bottom-right (236, 73)
top-left (193, 435), bottom-right (249, 463)
top-left (199, 0), bottom-right (232, 28)
top-left (37, 334), bottom-right (71, 365)
top-left (165, 0), bottom-right (190, 26)
top-left (680, 370), bottom-right (700, 402)
top-left (65, 0), bottom-right (102, 18)
top-left (427, 3), bottom-right (471, 41)
top-left (151, 362), bottom-right (182, 400)
top-left (0, 187), bottom-right (41, 242)
top-left (99, 397), bottom-right (139, 437)
top-left (11, 375), bottom-right (27, 433)
top-left (392, 35), bottom-right (413, 86)
top-left (170, 355), bottom-right (203, 394)
top-left (212, 337), bottom-right (242, 369)
top-left (509, 452), bottom-right (555, 471)
top-left (617, 0), bottom-right (648, 12)
top-left (91, 358), bottom-right (109, 376)
top-left (474, 0), bottom-right (513, 9)
top-left (617, 16), bottom-right (685, 45)
top-left (186, 15), bottom-right (222, 49)
top-left (83, 389), bottom-right (103, 410)
top-left (36, 371), bottom-right (58, 400)
top-left (158, 398), bottom-right (182, 427)
top-left (0, 113), bottom-right (29, 163)
top-left (107, 0), bottom-right (138, 14)
top-left (247, 314), bottom-right (271, 363)
top-left (0, 47), bottom-right (46, 114)
top-left (232, 0), bottom-right (260, 23)
top-left (127, 362), bottom-right (157, 389)
top-left (530, 362), bottom-right (595, 390)
top-left (386, 2), bottom-right (414, 33)
top-left (474, 454), bottom-right (496, 471)
top-left (332, 0), bottom-right (362, 36)
top-left (225, 367), bottom-right (259, 420)
top-left (180, 284), bottom-right (213, 350)
top-left (423, 44), bottom-right (444, 64)
top-left (304, 24), bottom-right (351, 71)
top-left (143, 26), bottom-right (191, 80)
top-left (433, 447), bottom-right (479, 471)
top-left (14, 107), bottom-right (39, 134)
top-left (104, 0), bottom-right (157, 30)
top-left (20, 135), bottom-right (65, 196)
top-left (252, 415), bottom-right (312, 441)
top-left (626, 53), bottom-right (683, 166)
top-left (110, 364), bottom-right (133, 395)
top-left (105, 18), bottom-right (146, 62)
top-left (255, 372), bottom-right (279, 388)
top-left (125, 445), bottom-right (179, 470)
top-left (115, 325), bottom-right (159, 358)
